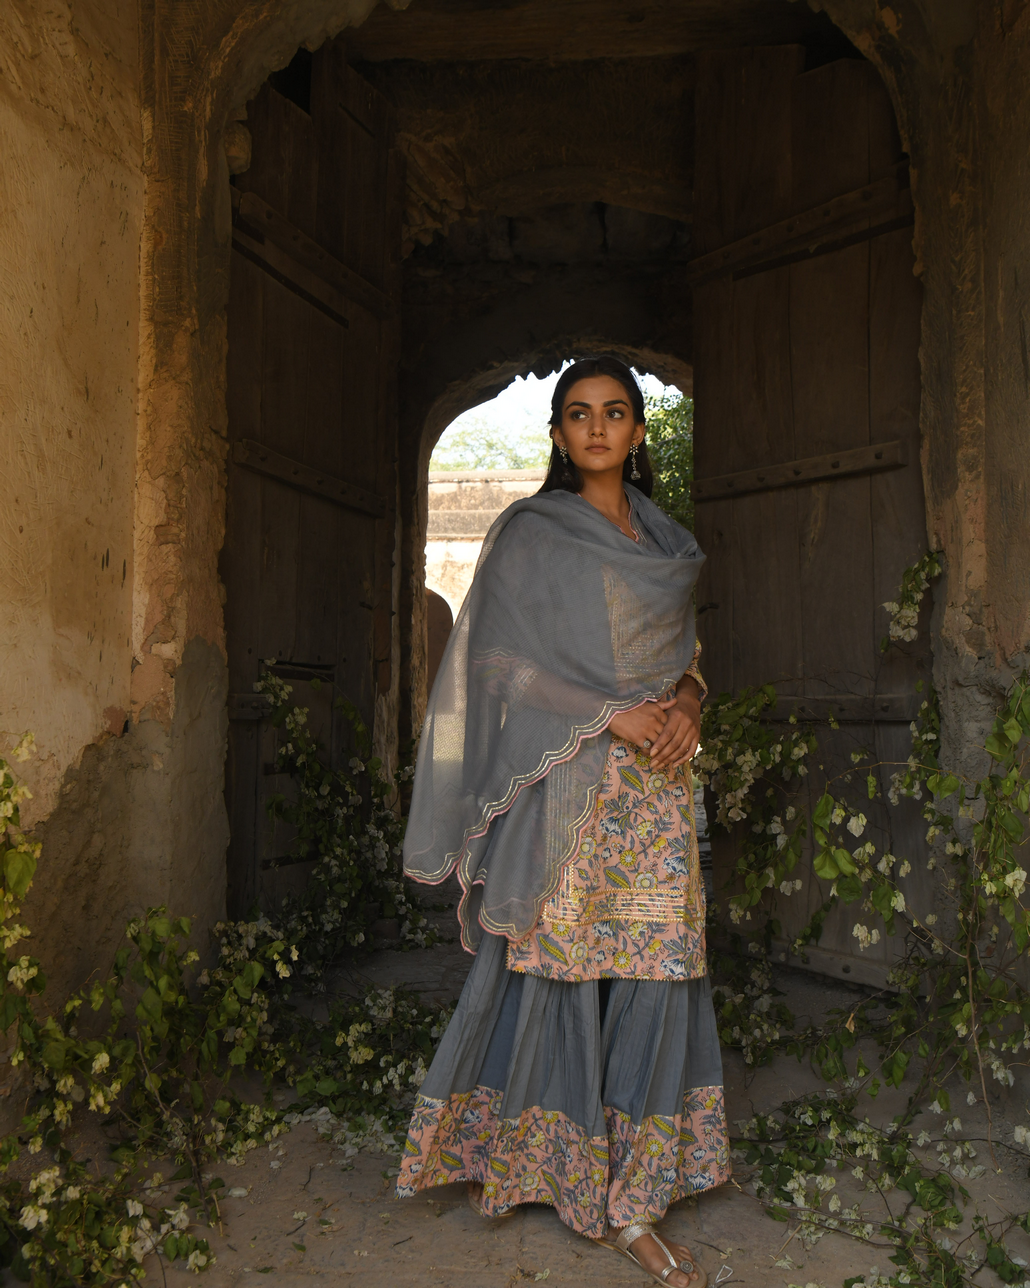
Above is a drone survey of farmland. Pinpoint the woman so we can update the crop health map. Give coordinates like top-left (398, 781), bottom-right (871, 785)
top-left (397, 357), bottom-right (730, 1287)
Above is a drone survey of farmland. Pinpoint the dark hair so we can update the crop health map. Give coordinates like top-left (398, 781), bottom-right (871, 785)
top-left (538, 356), bottom-right (653, 497)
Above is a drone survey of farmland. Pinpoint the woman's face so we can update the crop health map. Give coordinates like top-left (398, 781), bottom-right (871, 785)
top-left (551, 376), bottom-right (644, 479)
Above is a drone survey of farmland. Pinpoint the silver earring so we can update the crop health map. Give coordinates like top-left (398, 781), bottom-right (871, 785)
top-left (558, 443), bottom-right (569, 465)
top-left (630, 442), bottom-right (641, 481)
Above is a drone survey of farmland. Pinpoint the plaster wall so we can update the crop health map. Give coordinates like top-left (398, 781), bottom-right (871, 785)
top-left (0, 0), bottom-right (141, 823)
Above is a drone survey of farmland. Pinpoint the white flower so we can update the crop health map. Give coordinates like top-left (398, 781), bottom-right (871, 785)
top-left (847, 813), bottom-right (867, 837)
top-left (890, 891), bottom-right (906, 912)
top-left (18, 1205), bottom-right (47, 1230)
top-left (91, 1052), bottom-right (110, 1075)
top-left (7, 956), bottom-right (38, 989)
top-left (127, 1199), bottom-right (143, 1217)
top-left (1005, 868), bottom-right (1027, 898)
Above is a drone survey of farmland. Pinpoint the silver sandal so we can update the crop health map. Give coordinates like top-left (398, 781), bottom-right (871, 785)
top-left (602, 1220), bottom-right (708, 1287)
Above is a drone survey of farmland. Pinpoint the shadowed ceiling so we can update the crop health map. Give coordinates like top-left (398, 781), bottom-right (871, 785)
top-left (349, 0), bottom-right (850, 62)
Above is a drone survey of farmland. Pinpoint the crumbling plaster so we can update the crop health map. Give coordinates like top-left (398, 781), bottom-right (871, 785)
top-left (0, 0), bottom-right (142, 823)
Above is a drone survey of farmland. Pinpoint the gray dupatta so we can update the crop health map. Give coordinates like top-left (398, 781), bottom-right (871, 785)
top-left (403, 486), bottom-right (705, 949)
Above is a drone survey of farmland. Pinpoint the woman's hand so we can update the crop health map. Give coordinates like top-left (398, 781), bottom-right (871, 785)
top-left (607, 702), bottom-right (670, 750)
top-left (647, 679), bottom-right (701, 770)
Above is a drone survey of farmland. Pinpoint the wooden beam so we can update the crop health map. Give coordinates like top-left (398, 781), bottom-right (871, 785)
top-left (228, 692), bottom-right (272, 721)
top-left (231, 187), bottom-right (392, 319)
top-left (733, 211), bottom-right (914, 282)
top-left (685, 171), bottom-right (907, 286)
top-left (231, 439), bottom-right (386, 518)
top-left (231, 226), bottom-right (351, 328)
top-left (691, 439), bottom-right (905, 503)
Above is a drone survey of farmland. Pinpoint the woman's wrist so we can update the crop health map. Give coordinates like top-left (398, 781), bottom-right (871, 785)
top-left (676, 675), bottom-right (701, 704)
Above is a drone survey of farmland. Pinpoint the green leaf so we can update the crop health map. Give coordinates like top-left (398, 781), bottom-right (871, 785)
top-left (834, 849), bottom-right (858, 876)
top-left (41, 1040), bottom-right (66, 1072)
top-left (812, 849), bottom-right (840, 881)
top-left (1004, 716), bottom-right (1023, 744)
top-left (137, 986), bottom-right (162, 1022)
top-left (3, 847), bottom-right (35, 898)
top-left (836, 874), bottom-right (864, 904)
top-left (986, 734), bottom-right (1011, 759)
top-left (812, 793), bottom-right (834, 829)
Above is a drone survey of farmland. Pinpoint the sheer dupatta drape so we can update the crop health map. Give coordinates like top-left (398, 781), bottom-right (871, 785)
top-left (403, 487), bottom-right (705, 950)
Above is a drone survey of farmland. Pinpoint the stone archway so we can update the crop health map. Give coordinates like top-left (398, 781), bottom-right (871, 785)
top-left (20, 0), bottom-right (1018, 988)
top-left (401, 342), bottom-right (693, 737)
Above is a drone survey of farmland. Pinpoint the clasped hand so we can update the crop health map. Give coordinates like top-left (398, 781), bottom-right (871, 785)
top-left (607, 685), bottom-right (701, 770)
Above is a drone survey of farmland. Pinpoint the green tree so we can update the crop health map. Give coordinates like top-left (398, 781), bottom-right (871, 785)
top-left (646, 392), bottom-right (694, 531)
top-left (430, 417), bottom-right (552, 471)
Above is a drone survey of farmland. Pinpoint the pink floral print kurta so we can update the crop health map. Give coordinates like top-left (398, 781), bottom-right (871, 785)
top-left (508, 644), bottom-right (708, 982)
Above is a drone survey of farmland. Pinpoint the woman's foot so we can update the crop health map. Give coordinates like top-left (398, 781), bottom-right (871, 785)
top-left (602, 1224), bottom-right (704, 1286)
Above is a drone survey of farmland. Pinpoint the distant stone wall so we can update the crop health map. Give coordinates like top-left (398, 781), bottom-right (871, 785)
top-left (425, 469), bottom-right (545, 616)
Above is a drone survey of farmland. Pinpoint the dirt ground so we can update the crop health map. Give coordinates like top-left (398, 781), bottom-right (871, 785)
top-left (144, 920), bottom-right (1030, 1288)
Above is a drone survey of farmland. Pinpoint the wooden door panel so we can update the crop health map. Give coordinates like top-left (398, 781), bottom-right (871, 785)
top-left (693, 49), bottom-right (927, 982)
top-left (223, 52), bottom-right (398, 918)
top-left (692, 47), bottom-right (802, 255)
top-left (791, 61), bottom-right (877, 207)
top-left (238, 87), bottom-right (319, 240)
top-left (731, 488), bottom-right (805, 693)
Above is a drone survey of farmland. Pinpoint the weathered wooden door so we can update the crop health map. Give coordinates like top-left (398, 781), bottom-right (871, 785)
top-left (691, 50), bottom-right (930, 984)
top-left (222, 45), bottom-right (402, 917)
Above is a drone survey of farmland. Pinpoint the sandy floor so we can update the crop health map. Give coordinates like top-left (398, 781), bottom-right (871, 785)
top-left (141, 913), bottom-right (1030, 1288)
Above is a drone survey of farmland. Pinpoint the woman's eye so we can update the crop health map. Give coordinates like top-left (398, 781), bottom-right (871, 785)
top-left (607, 409), bottom-right (624, 419)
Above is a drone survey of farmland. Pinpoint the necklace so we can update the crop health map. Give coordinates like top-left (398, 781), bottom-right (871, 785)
top-left (578, 494), bottom-right (638, 541)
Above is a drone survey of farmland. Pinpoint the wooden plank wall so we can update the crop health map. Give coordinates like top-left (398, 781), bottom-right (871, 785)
top-left (693, 50), bottom-right (930, 981)
top-left (222, 47), bottom-right (400, 916)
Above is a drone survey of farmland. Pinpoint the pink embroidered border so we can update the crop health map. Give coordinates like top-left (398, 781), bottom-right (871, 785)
top-left (396, 1083), bottom-right (731, 1237)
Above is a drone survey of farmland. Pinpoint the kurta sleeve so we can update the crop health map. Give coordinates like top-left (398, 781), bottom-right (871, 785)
top-left (684, 639), bottom-right (707, 704)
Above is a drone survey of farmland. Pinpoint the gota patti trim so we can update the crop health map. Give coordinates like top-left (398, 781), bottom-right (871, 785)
top-left (545, 869), bottom-right (696, 925)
